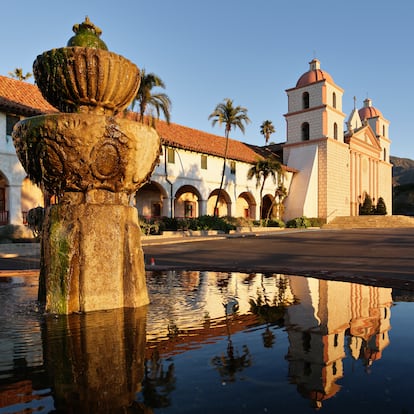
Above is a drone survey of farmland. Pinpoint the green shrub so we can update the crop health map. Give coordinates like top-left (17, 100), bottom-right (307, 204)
top-left (286, 216), bottom-right (311, 228)
top-left (194, 215), bottom-right (236, 233)
top-left (160, 217), bottom-right (179, 231)
top-left (307, 217), bottom-right (326, 227)
top-left (139, 216), bottom-right (161, 235)
top-left (177, 218), bottom-right (191, 230)
top-left (265, 219), bottom-right (285, 228)
top-left (374, 197), bottom-right (387, 215)
top-left (359, 195), bottom-right (373, 215)
top-left (153, 215), bottom-right (237, 234)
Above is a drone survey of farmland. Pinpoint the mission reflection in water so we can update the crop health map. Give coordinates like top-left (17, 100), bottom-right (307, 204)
top-left (0, 270), bottom-right (412, 413)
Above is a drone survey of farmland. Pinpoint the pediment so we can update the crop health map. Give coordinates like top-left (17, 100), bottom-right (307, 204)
top-left (347, 125), bottom-right (381, 152)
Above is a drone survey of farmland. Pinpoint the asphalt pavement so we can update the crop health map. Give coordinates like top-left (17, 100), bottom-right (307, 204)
top-left (142, 228), bottom-right (414, 291)
top-left (1, 228), bottom-right (413, 291)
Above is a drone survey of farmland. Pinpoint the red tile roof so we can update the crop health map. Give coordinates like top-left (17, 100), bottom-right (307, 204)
top-left (158, 120), bottom-right (263, 163)
top-left (122, 112), bottom-right (262, 164)
top-left (0, 75), bottom-right (57, 116)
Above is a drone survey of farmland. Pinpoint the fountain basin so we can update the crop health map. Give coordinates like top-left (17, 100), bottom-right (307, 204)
top-left (33, 47), bottom-right (140, 114)
top-left (12, 113), bottom-right (160, 199)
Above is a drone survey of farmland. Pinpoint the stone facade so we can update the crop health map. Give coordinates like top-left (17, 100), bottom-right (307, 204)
top-left (283, 59), bottom-right (392, 222)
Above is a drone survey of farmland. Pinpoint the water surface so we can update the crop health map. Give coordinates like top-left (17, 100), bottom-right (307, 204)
top-left (0, 271), bottom-right (413, 413)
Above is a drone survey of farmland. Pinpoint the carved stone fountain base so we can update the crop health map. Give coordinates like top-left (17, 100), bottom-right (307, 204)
top-left (39, 203), bottom-right (149, 314)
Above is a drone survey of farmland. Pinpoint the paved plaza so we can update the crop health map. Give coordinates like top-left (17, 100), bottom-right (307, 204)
top-left (1, 228), bottom-right (413, 291)
top-left (143, 228), bottom-right (414, 291)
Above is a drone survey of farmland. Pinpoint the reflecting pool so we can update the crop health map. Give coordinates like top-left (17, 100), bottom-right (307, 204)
top-left (0, 271), bottom-right (413, 413)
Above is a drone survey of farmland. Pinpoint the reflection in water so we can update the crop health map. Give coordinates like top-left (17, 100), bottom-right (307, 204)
top-left (284, 276), bottom-right (392, 409)
top-left (211, 312), bottom-right (252, 383)
top-left (0, 271), bottom-right (406, 413)
top-left (43, 307), bottom-right (147, 413)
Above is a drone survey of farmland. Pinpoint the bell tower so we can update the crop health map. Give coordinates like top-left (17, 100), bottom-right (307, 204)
top-left (283, 59), bottom-right (349, 222)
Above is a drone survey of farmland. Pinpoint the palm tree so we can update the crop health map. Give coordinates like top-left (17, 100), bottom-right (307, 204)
top-left (8, 68), bottom-right (32, 81)
top-left (260, 120), bottom-right (275, 145)
top-left (247, 158), bottom-right (282, 220)
top-left (132, 69), bottom-right (171, 125)
top-left (209, 98), bottom-right (250, 216)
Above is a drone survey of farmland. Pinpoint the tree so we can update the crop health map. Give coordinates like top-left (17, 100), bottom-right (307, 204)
top-left (270, 184), bottom-right (287, 221)
top-left (375, 196), bottom-right (387, 215)
top-left (359, 194), bottom-right (373, 215)
top-left (209, 98), bottom-right (250, 216)
top-left (8, 68), bottom-right (32, 81)
top-left (260, 120), bottom-right (275, 145)
top-left (247, 158), bottom-right (282, 220)
top-left (132, 69), bottom-right (171, 125)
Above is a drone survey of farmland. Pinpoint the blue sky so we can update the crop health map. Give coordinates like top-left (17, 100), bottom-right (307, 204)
top-left (1, 0), bottom-right (413, 159)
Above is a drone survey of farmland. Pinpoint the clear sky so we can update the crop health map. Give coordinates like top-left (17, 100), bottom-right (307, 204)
top-left (1, 0), bottom-right (413, 159)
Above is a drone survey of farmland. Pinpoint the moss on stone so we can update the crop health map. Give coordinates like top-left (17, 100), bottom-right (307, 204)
top-left (47, 208), bottom-right (71, 314)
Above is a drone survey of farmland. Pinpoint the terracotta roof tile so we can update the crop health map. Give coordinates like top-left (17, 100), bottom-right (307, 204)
top-left (0, 75), bottom-right (57, 116)
top-left (121, 112), bottom-right (262, 164)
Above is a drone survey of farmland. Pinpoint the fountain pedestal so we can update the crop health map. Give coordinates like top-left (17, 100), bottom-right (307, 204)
top-left (12, 18), bottom-right (159, 314)
top-left (40, 203), bottom-right (148, 313)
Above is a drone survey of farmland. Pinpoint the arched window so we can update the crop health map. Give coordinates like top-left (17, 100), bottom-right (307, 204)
top-left (302, 92), bottom-right (309, 109)
top-left (332, 92), bottom-right (337, 108)
top-left (383, 148), bottom-right (387, 161)
top-left (301, 122), bottom-right (310, 141)
top-left (383, 125), bottom-right (386, 136)
top-left (333, 122), bottom-right (338, 140)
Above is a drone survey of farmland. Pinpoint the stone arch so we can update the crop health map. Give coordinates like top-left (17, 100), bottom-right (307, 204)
top-left (262, 194), bottom-right (275, 220)
top-left (0, 171), bottom-right (9, 225)
top-left (175, 185), bottom-right (202, 218)
top-left (136, 181), bottom-right (168, 218)
top-left (207, 189), bottom-right (231, 217)
top-left (236, 191), bottom-right (256, 219)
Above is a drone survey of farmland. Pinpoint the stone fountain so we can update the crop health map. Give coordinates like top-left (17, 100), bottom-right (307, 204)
top-left (12, 17), bottom-right (160, 314)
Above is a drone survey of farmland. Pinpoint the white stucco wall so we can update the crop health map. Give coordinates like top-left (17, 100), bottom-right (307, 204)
top-left (283, 144), bottom-right (319, 220)
top-left (146, 145), bottom-right (290, 220)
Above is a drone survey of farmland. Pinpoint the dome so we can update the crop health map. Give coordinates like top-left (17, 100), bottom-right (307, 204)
top-left (358, 98), bottom-right (383, 120)
top-left (296, 59), bottom-right (334, 88)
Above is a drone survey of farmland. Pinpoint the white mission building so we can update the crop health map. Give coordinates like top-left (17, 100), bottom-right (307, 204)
top-left (0, 59), bottom-right (392, 226)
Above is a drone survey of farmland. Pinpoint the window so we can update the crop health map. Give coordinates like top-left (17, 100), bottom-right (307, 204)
top-left (201, 154), bottom-right (207, 170)
top-left (383, 148), bottom-right (387, 161)
top-left (167, 148), bottom-right (175, 164)
top-left (302, 92), bottom-right (309, 109)
top-left (151, 202), bottom-right (161, 217)
top-left (332, 92), bottom-right (337, 108)
top-left (6, 115), bottom-right (20, 136)
top-left (383, 125), bottom-right (386, 136)
top-left (333, 122), bottom-right (338, 140)
top-left (184, 201), bottom-right (195, 218)
top-left (301, 122), bottom-right (310, 141)
top-left (230, 160), bottom-right (236, 174)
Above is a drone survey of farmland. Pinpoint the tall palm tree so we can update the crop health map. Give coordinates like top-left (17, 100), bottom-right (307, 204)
top-left (8, 68), bottom-right (32, 81)
top-left (260, 120), bottom-right (275, 145)
top-left (133, 69), bottom-right (171, 125)
top-left (247, 158), bottom-right (282, 220)
top-left (209, 98), bottom-right (250, 216)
